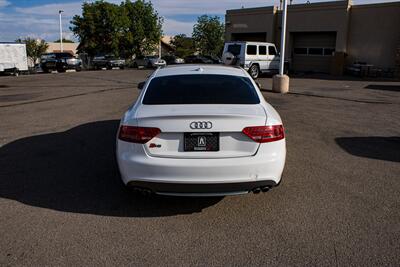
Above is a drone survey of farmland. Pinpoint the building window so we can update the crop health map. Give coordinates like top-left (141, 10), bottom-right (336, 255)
top-left (308, 48), bottom-right (324, 55)
top-left (324, 48), bottom-right (335, 56)
top-left (268, 46), bottom-right (277, 55)
top-left (246, 45), bottom-right (257, 55)
top-left (259, 46), bottom-right (267, 55)
top-left (294, 47), bottom-right (335, 56)
top-left (294, 48), bottom-right (308, 55)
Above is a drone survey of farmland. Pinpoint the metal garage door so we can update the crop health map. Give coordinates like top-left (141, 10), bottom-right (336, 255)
top-left (291, 32), bottom-right (336, 73)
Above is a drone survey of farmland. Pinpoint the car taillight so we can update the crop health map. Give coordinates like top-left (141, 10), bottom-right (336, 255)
top-left (118, 125), bottom-right (161, 144)
top-left (242, 125), bottom-right (285, 143)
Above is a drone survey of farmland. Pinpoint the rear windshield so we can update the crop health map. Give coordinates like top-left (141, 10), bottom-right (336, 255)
top-left (55, 53), bottom-right (73, 59)
top-left (142, 74), bottom-right (260, 105)
top-left (227, 44), bottom-right (242, 56)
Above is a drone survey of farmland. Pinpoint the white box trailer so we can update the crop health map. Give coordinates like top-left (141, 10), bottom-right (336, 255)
top-left (0, 43), bottom-right (28, 75)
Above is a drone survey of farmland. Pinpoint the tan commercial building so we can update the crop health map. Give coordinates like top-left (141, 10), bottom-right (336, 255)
top-left (225, 0), bottom-right (400, 76)
top-left (46, 42), bottom-right (79, 56)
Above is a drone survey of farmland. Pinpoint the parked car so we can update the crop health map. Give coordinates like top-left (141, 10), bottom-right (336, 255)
top-left (41, 52), bottom-right (82, 73)
top-left (133, 56), bottom-right (166, 68)
top-left (184, 55), bottom-right (213, 64)
top-left (222, 41), bottom-right (288, 79)
top-left (202, 55), bottom-right (222, 64)
top-left (116, 65), bottom-right (286, 196)
top-left (161, 55), bottom-right (185, 65)
top-left (92, 55), bottom-right (125, 70)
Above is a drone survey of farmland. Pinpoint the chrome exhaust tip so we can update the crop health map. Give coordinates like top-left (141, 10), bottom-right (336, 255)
top-left (261, 186), bottom-right (271, 192)
top-left (252, 188), bottom-right (261, 194)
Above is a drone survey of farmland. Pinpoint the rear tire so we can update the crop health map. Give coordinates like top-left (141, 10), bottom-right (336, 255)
top-left (42, 67), bottom-right (50, 73)
top-left (249, 64), bottom-right (260, 79)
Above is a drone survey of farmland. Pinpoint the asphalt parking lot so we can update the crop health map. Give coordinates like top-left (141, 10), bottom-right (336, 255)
top-left (0, 69), bottom-right (399, 266)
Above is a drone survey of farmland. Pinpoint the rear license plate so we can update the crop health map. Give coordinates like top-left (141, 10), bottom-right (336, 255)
top-left (184, 132), bottom-right (219, 152)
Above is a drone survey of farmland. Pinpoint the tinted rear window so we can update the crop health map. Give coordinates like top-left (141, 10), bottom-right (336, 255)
top-left (143, 74), bottom-right (260, 105)
top-left (227, 44), bottom-right (241, 56)
top-left (55, 53), bottom-right (73, 59)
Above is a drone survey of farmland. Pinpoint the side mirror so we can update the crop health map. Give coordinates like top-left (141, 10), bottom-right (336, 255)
top-left (138, 81), bottom-right (145, 90)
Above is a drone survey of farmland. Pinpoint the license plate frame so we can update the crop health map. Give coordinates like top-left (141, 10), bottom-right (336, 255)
top-left (184, 132), bottom-right (219, 152)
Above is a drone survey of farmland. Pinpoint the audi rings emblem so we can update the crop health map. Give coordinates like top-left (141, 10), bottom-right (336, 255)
top-left (190, 121), bottom-right (213, 129)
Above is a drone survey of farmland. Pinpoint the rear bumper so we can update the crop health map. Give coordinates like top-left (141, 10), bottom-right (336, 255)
top-left (60, 63), bottom-right (81, 69)
top-left (109, 63), bottom-right (125, 67)
top-left (153, 63), bottom-right (166, 67)
top-left (127, 180), bottom-right (278, 196)
top-left (116, 139), bottom-right (286, 195)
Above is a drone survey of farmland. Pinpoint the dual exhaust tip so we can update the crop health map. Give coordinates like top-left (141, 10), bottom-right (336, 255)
top-left (130, 186), bottom-right (153, 196)
top-left (252, 186), bottom-right (271, 194)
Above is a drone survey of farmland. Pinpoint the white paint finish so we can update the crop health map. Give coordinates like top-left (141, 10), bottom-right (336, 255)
top-left (117, 139), bottom-right (286, 184)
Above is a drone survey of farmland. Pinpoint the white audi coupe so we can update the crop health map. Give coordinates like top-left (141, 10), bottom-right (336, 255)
top-left (116, 65), bottom-right (286, 196)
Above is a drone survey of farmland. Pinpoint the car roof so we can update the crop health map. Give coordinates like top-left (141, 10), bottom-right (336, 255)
top-left (153, 65), bottom-right (248, 78)
top-left (225, 41), bottom-right (274, 46)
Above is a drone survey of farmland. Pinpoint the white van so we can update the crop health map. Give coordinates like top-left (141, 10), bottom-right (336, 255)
top-left (222, 41), bottom-right (283, 79)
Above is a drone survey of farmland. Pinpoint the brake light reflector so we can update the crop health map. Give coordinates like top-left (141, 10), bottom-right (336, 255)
top-left (242, 125), bottom-right (284, 143)
top-left (118, 125), bottom-right (161, 143)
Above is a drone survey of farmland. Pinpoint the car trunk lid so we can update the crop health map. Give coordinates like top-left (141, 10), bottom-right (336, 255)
top-left (135, 104), bottom-right (266, 158)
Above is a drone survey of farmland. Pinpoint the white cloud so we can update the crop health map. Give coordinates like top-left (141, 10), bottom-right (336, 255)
top-left (15, 2), bottom-right (82, 17)
top-left (0, 11), bottom-right (74, 42)
top-left (163, 18), bottom-right (194, 36)
top-left (152, 0), bottom-right (277, 16)
top-left (13, 0), bottom-right (276, 18)
top-left (0, 0), bottom-right (10, 8)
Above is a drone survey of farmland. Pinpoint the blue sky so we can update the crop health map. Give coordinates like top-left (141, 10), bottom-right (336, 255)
top-left (0, 0), bottom-right (397, 42)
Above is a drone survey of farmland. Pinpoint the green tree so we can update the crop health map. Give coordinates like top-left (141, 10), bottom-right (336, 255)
top-left (15, 37), bottom-right (49, 64)
top-left (192, 15), bottom-right (224, 56)
top-left (121, 0), bottom-right (163, 57)
top-left (54, 38), bottom-right (75, 43)
top-left (70, 0), bottom-right (162, 58)
top-left (170, 34), bottom-right (195, 58)
top-left (70, 1), bottom-right (123, 57)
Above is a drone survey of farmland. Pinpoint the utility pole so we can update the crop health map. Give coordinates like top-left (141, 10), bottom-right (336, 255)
top-left (159, 39), bottom-right (162, 59)
top-left (272, 0), bottom-right (289, 93)
top-left (59, 10), bottom-right (64, 52)
top-left (279, 0), bottom-right (288, 75)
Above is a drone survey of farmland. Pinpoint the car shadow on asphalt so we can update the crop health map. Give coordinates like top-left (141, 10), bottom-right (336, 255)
top-left (0, 120), bottom-right (222, 217)
top-left (335, 136), bottom-right (400, 163)
top-left (364, 84), bottom-right (400, 92)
